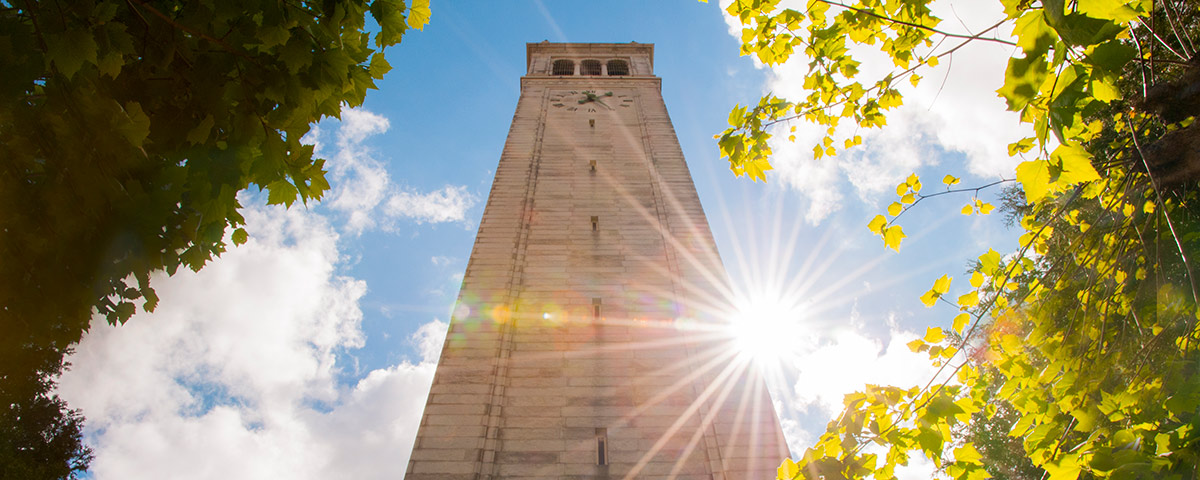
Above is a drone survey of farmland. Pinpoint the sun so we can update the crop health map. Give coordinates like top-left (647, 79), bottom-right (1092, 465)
top-left (728, 294), bottom-right (808, 365)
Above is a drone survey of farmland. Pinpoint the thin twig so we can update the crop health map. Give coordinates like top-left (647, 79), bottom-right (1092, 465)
top-left (1125, 116), bottom-right (1200, 304)
top-left (126, 0), bottom-right (258, 64)
top-left (814, 0), bottom-right (1017, 46)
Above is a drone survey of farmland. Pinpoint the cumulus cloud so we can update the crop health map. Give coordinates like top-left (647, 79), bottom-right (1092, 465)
top-left (788, 328), bottom-right (941, 415)
top-left (385, 185), bottom-right (476, 225)
top-left (56, 204), bottom-right (444, 480)
top-left (721, 0), bottom-right (1029, 223)
top-left (311, 107), bottom-right (478, 234)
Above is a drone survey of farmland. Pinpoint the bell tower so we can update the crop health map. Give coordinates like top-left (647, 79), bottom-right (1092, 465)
top-left (405, 42), bottom-right (788, 479)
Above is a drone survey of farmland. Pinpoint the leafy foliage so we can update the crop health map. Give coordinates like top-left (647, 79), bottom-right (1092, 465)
top-left (719, 0), bottom-right (1200, 479)
top-left (0, 345), bottom-right (91, 480)
top-left (0, 0), bottom-right (427, 476)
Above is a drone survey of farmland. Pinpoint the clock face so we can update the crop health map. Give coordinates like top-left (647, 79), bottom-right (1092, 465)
top-left (549, 90), bottom-right (634, 112)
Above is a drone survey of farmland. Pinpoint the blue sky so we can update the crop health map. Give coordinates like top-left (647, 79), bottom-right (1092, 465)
top-left (57, 1), bottom-right (1030, 478)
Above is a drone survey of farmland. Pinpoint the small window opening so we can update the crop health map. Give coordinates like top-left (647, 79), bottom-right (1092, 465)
top-left (596, 428), bottom-right (609, 465)
top-left (592, 298), bottom-right (601, 320)
top-left (552, 59), bottom-right (575, 75)
top-left (590, 216), bottom-right (598, 232)
top-left (606, 60), bottom-right (629, 76)
top-left (589, 159), bottom-right (597, 171)
top-left (580, 59), bottom-right (602, 76)
top-left (589, 118), bottom-right (595, 128)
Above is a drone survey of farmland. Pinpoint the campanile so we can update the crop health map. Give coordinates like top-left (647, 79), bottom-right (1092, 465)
top-left (405, 42), bottom-right (788, 479)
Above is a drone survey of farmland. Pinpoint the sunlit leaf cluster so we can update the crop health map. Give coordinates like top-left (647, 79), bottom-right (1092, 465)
top-left (719, 0), bottom-right (1200, 479)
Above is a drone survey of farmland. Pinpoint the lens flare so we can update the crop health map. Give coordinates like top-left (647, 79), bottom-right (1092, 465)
top-left (729, 295), bottom-right (807, 365)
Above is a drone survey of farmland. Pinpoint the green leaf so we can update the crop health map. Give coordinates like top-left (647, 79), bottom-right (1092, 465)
top-left (917, 427), bottom-right (944, 457)
top-left (186, 115), bottom-right (215, 145)
top-left (370, 52), bottom-right (392, 80)
top-left (371, 0), bottom-right (409, 47)
top-left (231, 228), bottom-right (249, 246)
top-left (998, 54), bottom-right (1050, 111)
top-left (1049, 13), bottom-right (1124, 47)
top-left (1086, 40), bottom-right (1136, 74)
top-left (1076, 0), bottom-right (1142, 24)
top-left (46, 27), bottom-right (98, 78)
top-left (266, 179), bottom-right (299, 207)
top-left (1013, 10), bottom-right (1056, 55)
top-left (258, 25), bottom-right (291, 50)
top-left (118, 102), bottom-right (152, 148)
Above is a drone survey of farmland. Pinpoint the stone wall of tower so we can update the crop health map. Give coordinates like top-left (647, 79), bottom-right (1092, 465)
top-left (406, 43), bottom-right (789, 480)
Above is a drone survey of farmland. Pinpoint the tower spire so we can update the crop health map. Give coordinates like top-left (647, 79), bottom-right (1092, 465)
top-left (406, 42), bottom-right (788, 479)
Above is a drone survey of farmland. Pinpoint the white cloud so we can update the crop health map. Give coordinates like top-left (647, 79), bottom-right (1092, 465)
top-left (385, 185), bottom-right (476, 225)
top-left (309, 107), bottom-right (477, 234)
top-left (789, 328), bottom-right (940, 415)
top-left (721, 0), bottom-right (1029, 224)
top-left (56, 204), bottom-right (442, 480)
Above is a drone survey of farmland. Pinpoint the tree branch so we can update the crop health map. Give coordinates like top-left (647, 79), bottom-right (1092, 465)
top-left (814, 0), bottom-right (1017, 47)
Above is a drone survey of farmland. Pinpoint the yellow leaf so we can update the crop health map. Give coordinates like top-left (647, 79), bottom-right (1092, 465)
top-left (883, 225), bottom-right (905, 251)
top-left (406, 0), bottom-right (432, 30)
top-left (901, 193), bottom-right (916, 204)
top-left (868, 215), bottom-right (887, 234)
top-left (979, 249), bottom-right (1002, 275)
top-left (943, 174), bottom-right (960, 186)
top-left (906, 173), bottom-right (919, 186)
top-left (958, 291), bottom-right (980, 308)
top-left (888, 202), bottom-right (903, 216)
top-left (924, 327), bottom-right (946, 343)
top-left (933, 274), bottom-right (952, 294)
top-left (961, 204), bottom-right (973, 215)
top-left (910, 74), bottom-right (922, 87)
top-left (1052, 143), bottom-right (1101, 185)
top-left (908, 338), bottom-right (926, 352)
top-left (952, 313), bottom-right (970, 334)
top-left (920, 275), bottom-right (951, 306)
top-left (896, 182), bottom-right (908, 196)
top-left (955, 444), bottom-right (983, 464)
top-left (777, 458), bottom-right (800, 480)
top-left (970, 271), bottom-right (984, 288)
top-left (979, 202), bottom-right (995, 214)
top-left (927, 55), bottom-right (939, 67)
top-left (919, 289), bottom-right (939, 307)
top-left (1016, 159), bottom-right (1052, 202)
